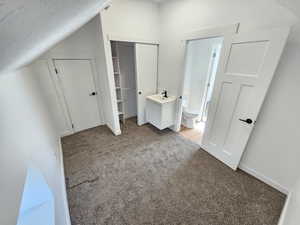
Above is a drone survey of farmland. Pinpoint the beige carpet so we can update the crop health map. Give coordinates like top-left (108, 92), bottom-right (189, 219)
top-left (62, 118), bottom-right (285, 225)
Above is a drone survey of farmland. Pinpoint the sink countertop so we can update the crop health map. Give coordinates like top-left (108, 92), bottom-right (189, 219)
top-left (146, 94), bottom-right (177, 104)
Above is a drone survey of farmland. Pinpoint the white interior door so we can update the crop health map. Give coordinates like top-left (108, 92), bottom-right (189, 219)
top-left (54, 59), bottom-right (101, 133)
top-left (135, 44), bottom-right (158, 126)
top-left (202, 27), bottom-right (290, 170)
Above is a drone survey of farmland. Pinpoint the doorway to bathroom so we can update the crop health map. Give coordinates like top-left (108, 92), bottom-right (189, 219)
top-left (179, 37), bottom-right (223, 145)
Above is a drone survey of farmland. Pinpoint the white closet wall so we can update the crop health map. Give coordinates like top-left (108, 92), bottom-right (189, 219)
top-left (94, 15), bottom-right (120, 135)
top-left (101, 0), bottom-right (160, 42)
top-left (99, 0), bottom-right (160, 133)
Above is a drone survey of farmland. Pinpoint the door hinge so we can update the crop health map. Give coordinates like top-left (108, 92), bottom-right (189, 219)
top-left (71, 124), bottom-right (74, 129)
top-left (55, 68), bottom-right (58, 74)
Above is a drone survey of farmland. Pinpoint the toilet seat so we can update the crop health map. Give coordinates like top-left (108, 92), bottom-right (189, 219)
top-left (183, 108), bottom-right (200, 118)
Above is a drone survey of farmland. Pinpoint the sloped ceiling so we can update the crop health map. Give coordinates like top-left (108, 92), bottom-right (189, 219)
top-left (277, 0), bottom-right (300, 17)
top-left (0, 0), bottom-right (110, 74)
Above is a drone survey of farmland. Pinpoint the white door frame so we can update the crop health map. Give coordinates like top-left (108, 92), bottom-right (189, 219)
top-left (174, 24), bottom-right (240, 132)
top-left (200, 44), bottom-right (222, 122)
top-left (104, 34), bottom-right (159, 134)
top-left (108, 34), bottom-right (159, 45)
top-left (47, 59), bottom-right (74, 136)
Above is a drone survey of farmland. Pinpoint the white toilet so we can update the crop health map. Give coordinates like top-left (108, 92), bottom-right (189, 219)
top-left (182, 107), bottom-right (200, 129)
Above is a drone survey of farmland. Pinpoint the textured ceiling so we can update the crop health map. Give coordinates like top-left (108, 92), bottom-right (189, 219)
top-left (0, 0), bottom-right (110, 74)
top-left (276, 0), bottom-right (300, 17)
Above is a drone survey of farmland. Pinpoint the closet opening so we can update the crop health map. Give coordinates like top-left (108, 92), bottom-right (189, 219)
top-left (110, 40), bottom-right (158, 128)
top-left (111, 41), bottom-right (137, 125)
top-left (179, 37), bottom-right (223, 145)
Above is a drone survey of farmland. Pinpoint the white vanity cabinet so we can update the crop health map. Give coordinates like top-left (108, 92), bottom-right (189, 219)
top-left (146, 94), bottom-right (177, 130)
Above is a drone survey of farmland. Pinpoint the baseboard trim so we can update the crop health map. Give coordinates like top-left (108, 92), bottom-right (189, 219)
top-left (239, 163), bottom-right (289, 195)
top-left (105, 122), bottom-right (121, 136)
top-left (61, 130), bottom-right (73, 137)
top-left (58, 139), bottom-right (72, 225)
top-left (278, 191), bottom-right (292, 225)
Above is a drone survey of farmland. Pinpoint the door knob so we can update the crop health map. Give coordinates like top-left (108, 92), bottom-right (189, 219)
top-left (89, 92), bottom-right (97, 96)
top-left (239, 118), bottom-right (253, 124)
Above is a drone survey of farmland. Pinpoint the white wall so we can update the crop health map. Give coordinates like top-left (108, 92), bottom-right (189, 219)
top-left (279, 179), bottom-right (300, 225)
top-left (158, 0), bottom-right (300, 192)
top-left (0, 67), bottom-right (70, 225)
top-left (158, 0), bottom-right (297, 95)
top-left (40, 17), bottom-right (102, 59)
top-left (240, 24), bottom-right (300, 192)
top-left (101, 0), bottom-right (160, 41)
